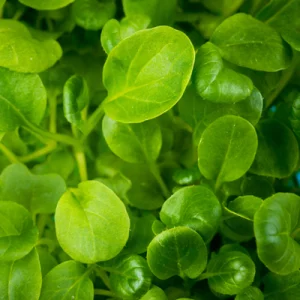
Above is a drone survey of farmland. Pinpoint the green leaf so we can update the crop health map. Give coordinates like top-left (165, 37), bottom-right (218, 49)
top-left (102, 115), bottom-right (162, 163)
top-left (0, 249), bottom-right (42, 300)
top-left (241, 175), bottom-right (274, 198)
top-left (0, 201), bottom-right (38, 261)
top-left (140, 286), bottom-right (168, 300)
top-left (254, 193), bottom-right (300, 275)
top-left (264, 270), bottom-right (300, 299)
top-left (221, 195), bottom-right (263, 241)
top-left (147, 226), bottom-right (207, 280)
top-left (19, 0), bottom-right (74, 10)
top-left (257, 0), bottom-right (300, 51)
top-left (198, 115), bottom-right (258, 186)
top-left (124, 212), bottom-right (155, 254)
top-left (160, 185), bottom-right (222, 243)
top-left (206, 251), bottom-right (256, 295)
top-left (101, 254), bottom-right (152, 299)
top-left (63, 75), bottom-right (89, 130)
top-left (101, 15), bottom-right (151, 54)
top-left (250, 119), bottom-right (299, 178)
top-left (192, 42), bottom-right (253, 103)
top-left (122, 0), bottom-right (177, 26)
top-left (55, 180), bottom-right (130, 263)
top-left (0, 163), bottom-right (66, 215)
top-left (179, 85), bottom-right (263, 128)
top-left (0, 67), bottom-right (47, 132)
top-left (40, 261), bottom-right (93, 300)
top-left (72, 0), bottom-right (116, 30)
top-left (0, 20), bottom-right (62, 73)
top-left (37, 247), bottom-right (58, 277)
top-left (235, 286), bottom-right (264, 300)
top-left (201, 0), bottom-right (244, 16)
top-left (103, 26), bottom-right (195, 123)
top-left (211, 13), bottom-right (292, 72)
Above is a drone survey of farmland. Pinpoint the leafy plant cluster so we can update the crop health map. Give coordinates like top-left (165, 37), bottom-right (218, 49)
top-left (0, 0), bottom-right (300, 299)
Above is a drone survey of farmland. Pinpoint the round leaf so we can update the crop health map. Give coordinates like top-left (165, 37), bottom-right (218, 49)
top-left (160, 185), bottom-right (222, 243)
top-left (40, 261), bottom-right (93, 300)
top-left (147, 226), bottom-right (207, 280)
top-left (198, 115), bottom-right (258, 186)
top-left (102, 115), bottom-right (162, 163)
top-left (0, 201), bottom-right (38, 261)
top-left (250, 119), bottom-right (299, 178)
top-left (103, 26), bottom-right (195, 123)
top-left (55, 180), bottom-right (130, 263)
top-left (254, 193), bottom-right (300, 275)
top-left (206, 251), bottom-right (256, 295)
top-left (102, 254), bottom-right (152, 299)
top-left (140, 286), bottom-right (168, 300)
top-left (0, 249), bottom-right (42, 300)
top-left (19, 0), bottom-right (74, 9)
top-left (0, 67), bottom-right (46, 132)
top-left (211, 13), bottom-right (292, 71)
top-left (235, 286), bottom-right (264, 300)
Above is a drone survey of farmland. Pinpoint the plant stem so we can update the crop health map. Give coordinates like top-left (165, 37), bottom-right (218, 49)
top-left (36, 238), bottom-right (57, 253)
top-left (49, 95), bottom-right (57, 133)
top-left (148, 162), bottom-right (171, 198)
top-left (95, 266), bottom-right (111, 289)
top-left (82, 103), bottom-right (104, 139)
top-left (94, 289), bottom-right (116, 297)
top-left (36, 214), bottom-right (49, 237)
top-left (0, 143), bottom-right (20, 163)
top-left (19, 142), bottom-right (57, 163)
top-left (197, 272), bottom-right (215, 281)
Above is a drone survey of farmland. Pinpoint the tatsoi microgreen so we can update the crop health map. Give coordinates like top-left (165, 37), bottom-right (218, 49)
top-left (0, 0), bottom-right (300, 299)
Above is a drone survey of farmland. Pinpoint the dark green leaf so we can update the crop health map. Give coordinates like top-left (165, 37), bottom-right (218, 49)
top-left (235, 286), bottom-right (264, 300)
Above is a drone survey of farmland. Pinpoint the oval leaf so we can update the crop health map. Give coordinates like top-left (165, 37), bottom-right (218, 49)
top-left (254, 193), bottom-right (300, 275)
top-left (40, 261), bottom-right (93, 300)
top-left (160, 185), bottom-right (222, 243)
top-left (198, 115), bottom-right (258, 186)
top-left (207, 251), bottom-right (256, 295)
top-left (103, 26), bottom-right (195, 123)
top-left (147, 226), bottom-right (207, 280)
top-left (211, 13), bottom-right (292, 72)
top-left (55, 180), bottom-right (130, 263)
top-left (0, 202), bottom-right (38, 261)
top-left (102, 115), bottom-right (162, 163)
top-left (0, 249), bottom-right (42, 300)
top-left (235, 286), bottom-right (264, 300)
top-left (19, 0), bottom-right (74, 10)
top-left (0, 67), bottom-right (46, 132)
top-left (140, 286), bottom-right (168, 300)
top-left (192, 42), bottom-right (253, 103)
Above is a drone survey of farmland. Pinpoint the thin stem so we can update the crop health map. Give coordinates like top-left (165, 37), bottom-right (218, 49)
top-left (197, 272), bottom-right (215, 281)
top-left (94, 289), bottom-right (116, 297)
top-left (95, 266), bottom-right (111, 289)
top-left (0, 143), bottom-right (20, 163)
top-left (36, 238), bottom-right (57, 253)
top-left (12, 8), bottom-right (25, 20)
top-left (36, 214), bottom-right (49, 237)
top-left (49, 95), bottom-right (57, 133)
top-left (19, 142), bottom-right (57, 163)
top-left (148, 162), bottom-right (171, 198)
top-left (82, 103), bottom-right (104, 139)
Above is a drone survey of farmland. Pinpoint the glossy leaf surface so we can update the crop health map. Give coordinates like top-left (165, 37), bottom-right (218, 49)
top-left (19, 0), bottom-right (74, 10)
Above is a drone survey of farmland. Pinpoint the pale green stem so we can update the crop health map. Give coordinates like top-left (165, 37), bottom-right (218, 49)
top-left (0, 143), bottom-right (20, 163)
top-left (95, 266), bottom-right (111, 289)
top-left (36, 238), bottom-right (57, 253)
top-left (148, 162), bottom-right (171, 198)
top-left (81, 103), bottom-right (104, 139)
top-left (19, 142), bottom-right (57, 163)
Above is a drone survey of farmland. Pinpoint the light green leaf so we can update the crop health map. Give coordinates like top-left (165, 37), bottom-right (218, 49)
top-left (254, 193), bottom-right (300, 275)
top-left (160, 185), bottom-right (222, 243)
top-left (40, 261), bottom-right (93, 300)
top-left (55, 181), bottom-right (130, 263)
top-left (101, 254), bottom-right (152, 299)
top-left (0, 249), bottom-right (42, 300)
top-left (235, 286), bottom-right (264, 300)
top-left (103, 26), bottom-right (195, 123)
top-left (19, 0), bottom-right (74, 10)
top-left (37, 247), bottom-right (58, 277)
top-left (198, 115), bottom-right (258, 186)
top-left (250, 119), bottom-right (299, 178)
top-left (63, 75), bottom-right (89, 130)
top-left (140, 286), bottom-right (168, 300)
top-left (0, 20), bottom-right (62, 73)
top-left (0, 67), bottom-right (46, 132)
top-left (221, 195), bottom-right (263, 241)
top-left (0, 163), bottom-right (66, 215)
top-left (192, 42), bottom-right (253, 103)
top-left (102, 115), bottom-right (162, 163)
top-left (211, 13), bottom-right (292, 72)
top-left (199, 0), bottom-right (244, 16)
top-left (101, 15), bottom-right (151, 54)
top-left (72, 0), bottom-right (116, 30)
top-left (264, 270), bottom-right (300, 299)
top-left (257, 0), bottom-right (300, 51)
top-left (206, 251), bottom-right (256, 295)
top-left (147, 227), bottom-right (207, 280)
top-left (0, 202), bottom-right (38, 261)
top-left (122, 0), bottom-right (177, 26)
